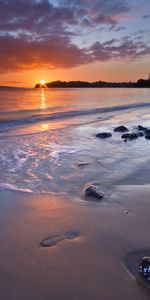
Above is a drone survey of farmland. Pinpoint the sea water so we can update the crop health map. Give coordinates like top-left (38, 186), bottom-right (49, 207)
top-left (0, 88), bottom-right (150, 195)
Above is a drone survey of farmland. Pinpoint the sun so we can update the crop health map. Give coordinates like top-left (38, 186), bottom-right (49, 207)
top-left (40, 79), bottom-right (45, 85)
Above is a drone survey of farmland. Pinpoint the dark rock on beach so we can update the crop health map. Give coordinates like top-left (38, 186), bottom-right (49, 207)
top-left (96, 132), bottom-right (112, 139)
top-left (136, 131), bottom-right (145, 137)
top-left (137, 125), bottom-right (147, 131)
top-left (121, 133), bottom-right (138, 140)
top-left (145, 129), bottom-right (150, 135)
top-left (85, 184), bottom-right (104, 201)
top-left (77, 162), bottom-right (91, 167)
top-left (137, 126), bottom-right (150, 138)
top-left (126, 250), bottom-right (150, 291)
top-left (139, 256), bottom-right (150, 281)
top-left (94, 124), bottom-right (150, 144)
top-left (114, 126), bottom-right (129, 132)
top-left (145, 134), bottom-right (150, 140)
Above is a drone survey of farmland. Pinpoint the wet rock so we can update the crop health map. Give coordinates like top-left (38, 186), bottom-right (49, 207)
top-left (139, 256), bottom-right (150, 281)
top-left (121, 133), bottom-right (138, 140)
top-left (145, 129), bottom-right (150, 135)
top-left (96, 132), bottom-right (112, 139)
top-left (136, 131), bottom-right (145, 137)
top-left (77, 161), bottom-right (91, 167)
top-left (85, 184), bottom-right (104, 201)
top-left (137, 125), bottom-right (147, 131)
top-left (145, 134), bottom-right (150, 140)
top-left (114, 126), bottom-right (129, 132)
top-left (124, 210), bottom-right (129, 214)
top-left (126, 250), bottom-right (150, 290)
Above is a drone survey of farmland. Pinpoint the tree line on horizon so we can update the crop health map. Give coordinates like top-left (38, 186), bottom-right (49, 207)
top-left (35, 78), bottom-right (150, 88)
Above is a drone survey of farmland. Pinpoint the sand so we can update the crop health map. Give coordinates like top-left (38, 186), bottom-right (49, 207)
top-left (0, 184), bottom-right (150, 300)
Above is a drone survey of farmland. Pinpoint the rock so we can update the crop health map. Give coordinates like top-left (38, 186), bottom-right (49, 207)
top-left (145, 134), bottom-right (150, 140)
top-left (137, 125), bottom-right (147, 131)
top-left (145, 129), bottom-right (150, 135)
top-left (114, 126), bottom-right (129, 132)
top-left (96, 132), bottom-right (112, 139)
top-left (137, 131), bottom-right (145, 137)
top-left (85, 184), bottom-right (104, 201)
top-left (121, 133), bottom-right (138, 140)
top-left (139, 256), bottom-right (150, 280)
top-left (77, 161), bottom-right (91, 167)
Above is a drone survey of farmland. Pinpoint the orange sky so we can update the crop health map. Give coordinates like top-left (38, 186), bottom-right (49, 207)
top-left (1, 58), bottom-right (149, 88)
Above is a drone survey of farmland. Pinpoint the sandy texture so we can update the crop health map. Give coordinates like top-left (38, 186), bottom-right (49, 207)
top-left (0, 185), bottom-right (150, 300)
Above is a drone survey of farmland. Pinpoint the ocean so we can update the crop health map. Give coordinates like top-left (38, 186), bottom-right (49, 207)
top-left (0, 87), bottom-right (150, 195)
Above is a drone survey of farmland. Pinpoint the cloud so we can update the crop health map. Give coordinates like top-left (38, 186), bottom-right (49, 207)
top-left (142, 14), bottom-right (150, 19)
top-left (89, 39), bottom-right (150, 61)
top-left (0, 34), bottom-right (91, 72)
top-left (0, 33), bottom-right (149, 73)
top-left (0, 0), bottom-right (131, 37)
top-left (7, 81), bottom-right (24, 84)
top-left (0, 0), bottom-right (78, 37)
top-left (0, 0), bottom-right (149, 72)
top-left (59, 0), bottom-right (131, 27)
top-left (115, 26), bottom-right (126, 32)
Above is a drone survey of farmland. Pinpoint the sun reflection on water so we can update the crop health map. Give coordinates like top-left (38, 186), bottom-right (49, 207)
top-left (40, 123), bottom-right (49, 131)
top-left (41, 88), bottom-right (46, 110)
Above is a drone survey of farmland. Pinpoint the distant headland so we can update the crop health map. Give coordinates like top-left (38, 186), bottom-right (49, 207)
top-left (35, 78), bottom-right (150, 88)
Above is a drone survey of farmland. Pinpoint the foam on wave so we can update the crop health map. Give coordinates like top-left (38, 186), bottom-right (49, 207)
top-left (0, 101), bottom-right (150, 132)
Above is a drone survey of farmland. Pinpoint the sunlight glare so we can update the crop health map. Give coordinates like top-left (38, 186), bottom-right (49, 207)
top-left (40, 79), bottom-right (45, 85)
top-left (41, 88), bottom-right (46, 110)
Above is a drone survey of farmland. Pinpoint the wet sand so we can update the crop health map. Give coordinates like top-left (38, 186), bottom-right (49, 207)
top-left (0, 184), bottom-right (150, 300)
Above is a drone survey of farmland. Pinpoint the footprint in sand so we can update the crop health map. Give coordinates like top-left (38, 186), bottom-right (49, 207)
top-left (40, 231), bottom-right (80, 248)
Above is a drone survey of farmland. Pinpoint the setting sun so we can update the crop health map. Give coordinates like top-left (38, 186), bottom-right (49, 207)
top-left (40, 80), bottom-right (45, 85)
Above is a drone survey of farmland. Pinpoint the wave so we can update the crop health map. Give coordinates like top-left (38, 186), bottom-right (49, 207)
top-left (0, 183), bottom-right (33, 193)
top-left (0, 105), bottom-right (62, 117)
top-left (0, 101), bottom-right (150, 131)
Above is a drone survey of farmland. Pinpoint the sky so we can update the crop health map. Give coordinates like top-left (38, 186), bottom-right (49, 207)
top-left (0, 0), bottom-right (150, 87)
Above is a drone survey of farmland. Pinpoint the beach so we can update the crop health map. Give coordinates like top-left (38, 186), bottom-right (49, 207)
top-left (0, 185), bottom-right (150, 300)
top-left (0, 88), bottom-right (150, 299)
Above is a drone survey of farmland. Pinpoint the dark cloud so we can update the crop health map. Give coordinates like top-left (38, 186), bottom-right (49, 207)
top-left (0, 0), bottom-right (77, 37)
top-left (8, 81), bottom-right (24, 83)
top-left (115, 26), bottom-right (126, 32)
top-left (0, 0), bottom-right (149, 72)
top-left (142, 15), bottom-right (150, 19)
top-left (103, 39), bottom-right (118, 46)
top-left (0, 0), bottom-right (130, 35)
top-left (89, 39), bottom-right (150, 61)
top-left (59, 0), bottom-right (130, 27)
top-left (0, 34), bottom-right (91, 72)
